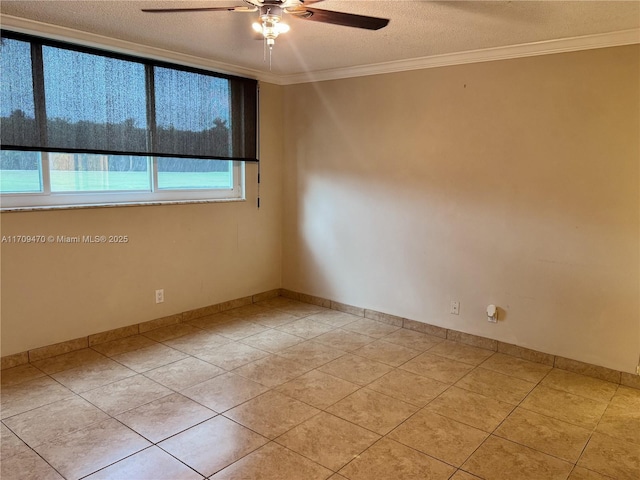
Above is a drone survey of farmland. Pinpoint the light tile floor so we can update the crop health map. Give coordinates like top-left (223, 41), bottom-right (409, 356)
top-left (1, 297), bottom-right (639, 480)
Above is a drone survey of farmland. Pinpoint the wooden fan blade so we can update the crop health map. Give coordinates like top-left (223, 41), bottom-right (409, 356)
top-left (295, 7), bottom-right (389, 30)
top-left (141, 6), bottom-right (256, 13)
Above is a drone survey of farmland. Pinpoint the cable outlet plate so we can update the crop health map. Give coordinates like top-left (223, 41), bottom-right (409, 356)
top-left (450, 301), bottom-right (460, 315)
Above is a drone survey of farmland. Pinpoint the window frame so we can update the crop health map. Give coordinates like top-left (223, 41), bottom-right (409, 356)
top-left (0, 152), bottom-right (244, 210)
top-left (0, 29), bottom-right (257, 210)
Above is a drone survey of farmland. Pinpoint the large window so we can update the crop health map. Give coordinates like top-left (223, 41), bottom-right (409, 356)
top-left (0, 32), bottom-right (257, 209)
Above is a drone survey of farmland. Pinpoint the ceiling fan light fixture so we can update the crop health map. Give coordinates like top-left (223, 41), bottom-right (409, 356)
top-left (252, 19), bottom-right (290, 37)
top-left (252, 4), bottom-right (290, 48)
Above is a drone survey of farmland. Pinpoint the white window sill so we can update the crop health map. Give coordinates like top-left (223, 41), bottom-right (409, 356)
top-left (0, 197), bottom-right (246, 213)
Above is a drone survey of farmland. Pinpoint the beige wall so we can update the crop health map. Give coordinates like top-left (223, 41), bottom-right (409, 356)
top-left (0, 83), bottom-right (284, 356)
top-left (282, 46), bottom-right (640, 373)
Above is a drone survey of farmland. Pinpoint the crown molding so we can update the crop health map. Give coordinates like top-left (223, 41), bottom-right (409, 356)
top-left (279, 28), bottom-right (640, 85)
top-left (1, 14), bottom-right (638, 86)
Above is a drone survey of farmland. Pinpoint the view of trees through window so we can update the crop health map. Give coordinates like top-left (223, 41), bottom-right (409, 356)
top-left (0, 110), bottom-right (233, 193)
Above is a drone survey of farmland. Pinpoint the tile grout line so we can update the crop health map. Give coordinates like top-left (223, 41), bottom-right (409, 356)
top-left (205, 316), bottom-right (438, 476)
top-left (328, 338), bottom-right (487, 474)
top-left (1, 419), bottom-right (69, 479)
top-left (479, 364), bottom-right (626, 478)
top-left (473, 365), bottom-right (571, 471)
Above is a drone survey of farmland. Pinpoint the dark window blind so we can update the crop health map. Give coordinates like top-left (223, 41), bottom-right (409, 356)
top-left (0, 31), bottom-right (258, 162)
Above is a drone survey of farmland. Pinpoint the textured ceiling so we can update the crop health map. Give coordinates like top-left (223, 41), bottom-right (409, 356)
top-left (1, 0), bottom-right (639, 77)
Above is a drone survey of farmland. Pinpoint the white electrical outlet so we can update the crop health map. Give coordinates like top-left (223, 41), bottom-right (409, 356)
top-left (450, 301), bottom-right (460, 315)
top-left (155, 289), bottom-right (164, 304)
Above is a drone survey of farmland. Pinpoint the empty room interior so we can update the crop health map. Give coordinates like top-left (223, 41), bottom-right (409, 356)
top-left (0, 1), bottom-right (639, 479)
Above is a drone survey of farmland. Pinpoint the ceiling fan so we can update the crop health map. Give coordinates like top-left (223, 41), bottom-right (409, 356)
top-left (142, 1), bottom-right (390, 51)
